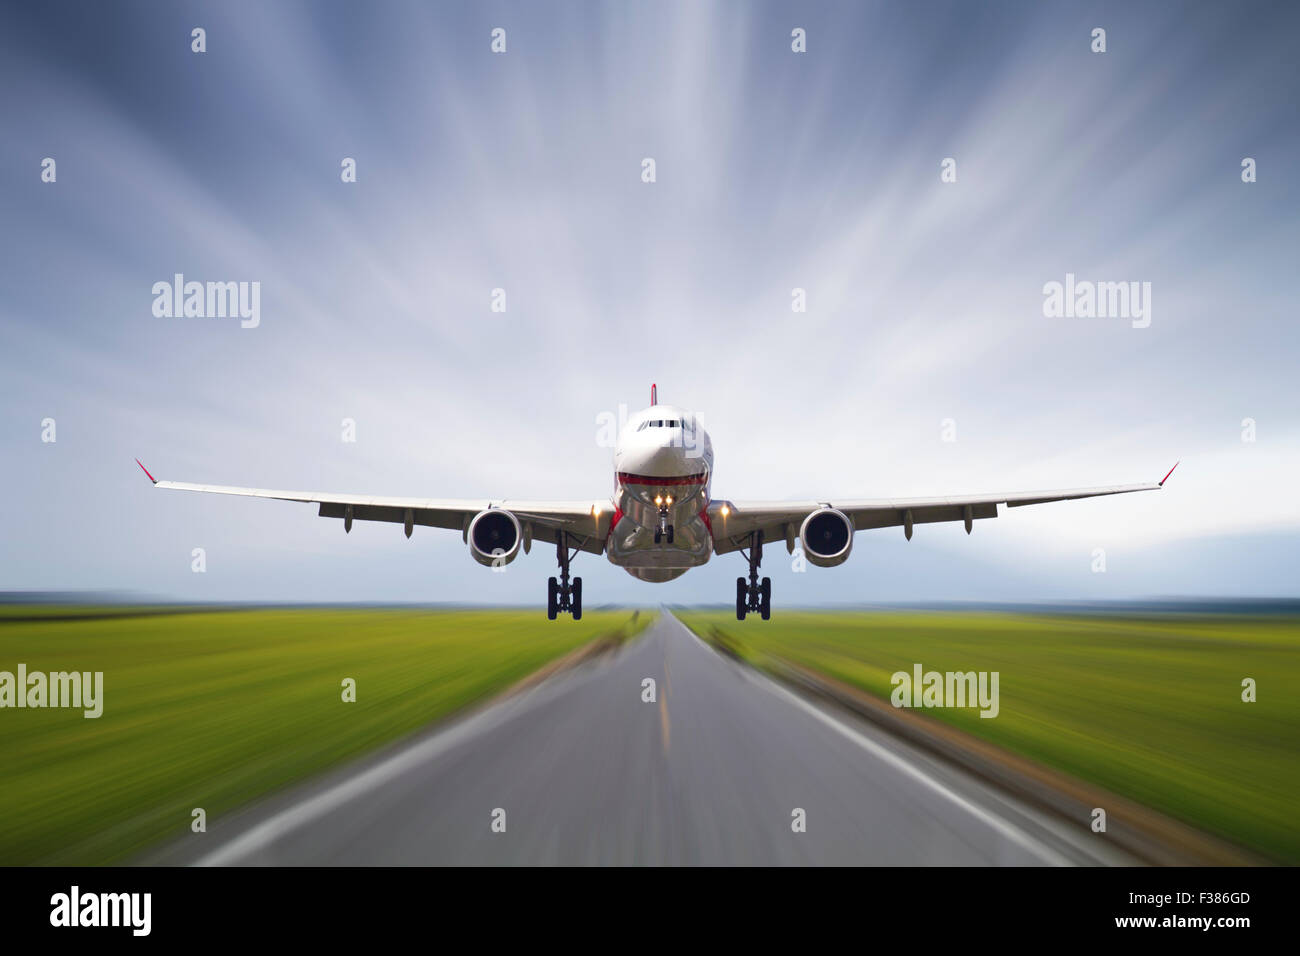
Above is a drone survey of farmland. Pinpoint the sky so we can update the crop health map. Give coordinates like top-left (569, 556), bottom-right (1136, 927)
top-left (1, 0), bottom-right (1297, 604)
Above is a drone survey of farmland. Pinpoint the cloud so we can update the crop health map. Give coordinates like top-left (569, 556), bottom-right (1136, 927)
top-left (1, 1), bottom-right (1296, 602)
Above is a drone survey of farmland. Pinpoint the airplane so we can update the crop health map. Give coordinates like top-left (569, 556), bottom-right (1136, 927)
top-left (136, 384), bottom-right (1177, 621)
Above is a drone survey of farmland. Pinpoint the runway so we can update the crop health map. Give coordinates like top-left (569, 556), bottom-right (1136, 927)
top-left (170, 612), bottom-right (1133, 866)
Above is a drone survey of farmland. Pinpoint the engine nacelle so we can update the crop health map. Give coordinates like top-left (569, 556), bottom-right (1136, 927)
top-left (468, 509), bottom-right (522, 568)
top-left (799, 508), bottom-right (854, 568)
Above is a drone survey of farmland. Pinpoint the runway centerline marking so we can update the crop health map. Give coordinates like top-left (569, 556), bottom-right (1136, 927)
top-left (659, 688), bottom-right (670, 754)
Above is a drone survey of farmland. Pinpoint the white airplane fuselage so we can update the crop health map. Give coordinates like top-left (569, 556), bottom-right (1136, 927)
top-left (607, 403), bottom-right (714, 582)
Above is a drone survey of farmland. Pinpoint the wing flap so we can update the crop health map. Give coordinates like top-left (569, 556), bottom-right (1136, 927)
top-left (848, 501), bottom-right (1000, 530)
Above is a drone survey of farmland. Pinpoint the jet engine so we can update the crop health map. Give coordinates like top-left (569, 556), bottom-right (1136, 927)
top-left (468, 509), bottom-right (522, 568)
top-left (799, 508), bottom-right (854, 567)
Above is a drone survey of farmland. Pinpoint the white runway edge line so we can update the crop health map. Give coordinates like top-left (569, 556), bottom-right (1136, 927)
top-left (189, 662), bottom-right (597, 866)
top-left (664, 614), bottom-right (1072, 867)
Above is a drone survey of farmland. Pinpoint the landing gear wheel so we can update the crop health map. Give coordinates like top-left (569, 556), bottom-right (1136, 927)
top-left (666, 524), bottom-right (675, 544)
top-left (654, 527), bottom-right (662, 544)
top-left (734, 531), bottom-right (770, 621)
top-left (549, 531), bottom-right (585, 619)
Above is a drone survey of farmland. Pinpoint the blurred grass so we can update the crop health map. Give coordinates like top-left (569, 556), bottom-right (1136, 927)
top-left (0, 606), bottom-right (652, 865)
top-left (675, 610), bottom-right (1300, 863)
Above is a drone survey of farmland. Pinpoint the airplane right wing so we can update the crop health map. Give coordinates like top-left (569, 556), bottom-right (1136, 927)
top-left (707, 466), bottom-right (1176, 556)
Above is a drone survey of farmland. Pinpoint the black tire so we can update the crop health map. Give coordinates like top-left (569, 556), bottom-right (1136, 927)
top-left (760, 577), bottom-right (772, 620)
top-left (654, 527), bottom-right (662, 544)
top-left (572, 578), bottom-right (582, 620)
top-left (666, 525), bottom-right (675, 544)
top-left (736, 577), bottom-right (747, 620)
top-left (547, 577), bottom-right (558, 621)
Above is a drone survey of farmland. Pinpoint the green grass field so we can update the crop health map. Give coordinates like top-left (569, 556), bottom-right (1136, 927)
top-left (0, 607), bottom-right (651, 865)
top-left (675, 609), bottom-right (1300, 863)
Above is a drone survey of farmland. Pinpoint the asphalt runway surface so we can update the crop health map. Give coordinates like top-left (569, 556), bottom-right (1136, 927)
top-left (164, 612), bottom-right (1135, 866)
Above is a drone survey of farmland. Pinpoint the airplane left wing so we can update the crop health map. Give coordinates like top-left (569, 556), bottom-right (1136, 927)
top-left (707, 466), bottom-right (1176, 556)
top-left (135, 460), bottom-right (612, 555)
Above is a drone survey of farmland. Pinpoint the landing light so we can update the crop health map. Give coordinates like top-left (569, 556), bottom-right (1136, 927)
top-left (721, 505), bottom-right (730, 517)
top-left (666, 495), bottom-right (673, 505)
top-left (655, 495), bottom-right (663, 506)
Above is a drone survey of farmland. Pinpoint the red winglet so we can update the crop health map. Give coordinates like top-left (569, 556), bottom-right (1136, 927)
top-left (1159, 461), bottom-right (1179, 486)
top-left (135, 458), bottom-right (157, 484)
top-left (650, 383), bottom-right (657, 406)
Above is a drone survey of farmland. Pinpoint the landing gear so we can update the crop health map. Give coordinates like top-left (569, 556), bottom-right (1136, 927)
top-left (654, 504), bottom-right (674, 545)
top-left (547, 532), bottom-right (582, 620)
top-left (735, 531), bottom-right (772, 620)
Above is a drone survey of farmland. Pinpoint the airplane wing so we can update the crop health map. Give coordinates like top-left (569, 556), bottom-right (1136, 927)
top-left (706, 464), bottom-right (1177, 556)
top-left (135, 460), bottom-right (612, 555)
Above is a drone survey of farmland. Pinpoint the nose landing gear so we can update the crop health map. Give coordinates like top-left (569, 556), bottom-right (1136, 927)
top-left (547, 531), bottom-right (582, 620)
top-left (652, 495), bottom-right (675, 545)
top-left (735, 530), bottom-right (771, 620)
top-left (653, 504), bottom-right (675, 545)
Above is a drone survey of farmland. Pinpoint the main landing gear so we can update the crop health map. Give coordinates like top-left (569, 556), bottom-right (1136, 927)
top-left (653, 497), bottom-right (674, 544)
top-left (735, 530), bottom-right (771, 621)
top-left (547, 531), bottom-right (582, 621)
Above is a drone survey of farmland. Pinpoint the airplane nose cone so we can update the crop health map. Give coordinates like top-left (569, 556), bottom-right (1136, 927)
top-left (623, 440), bottom-right (691, 478)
